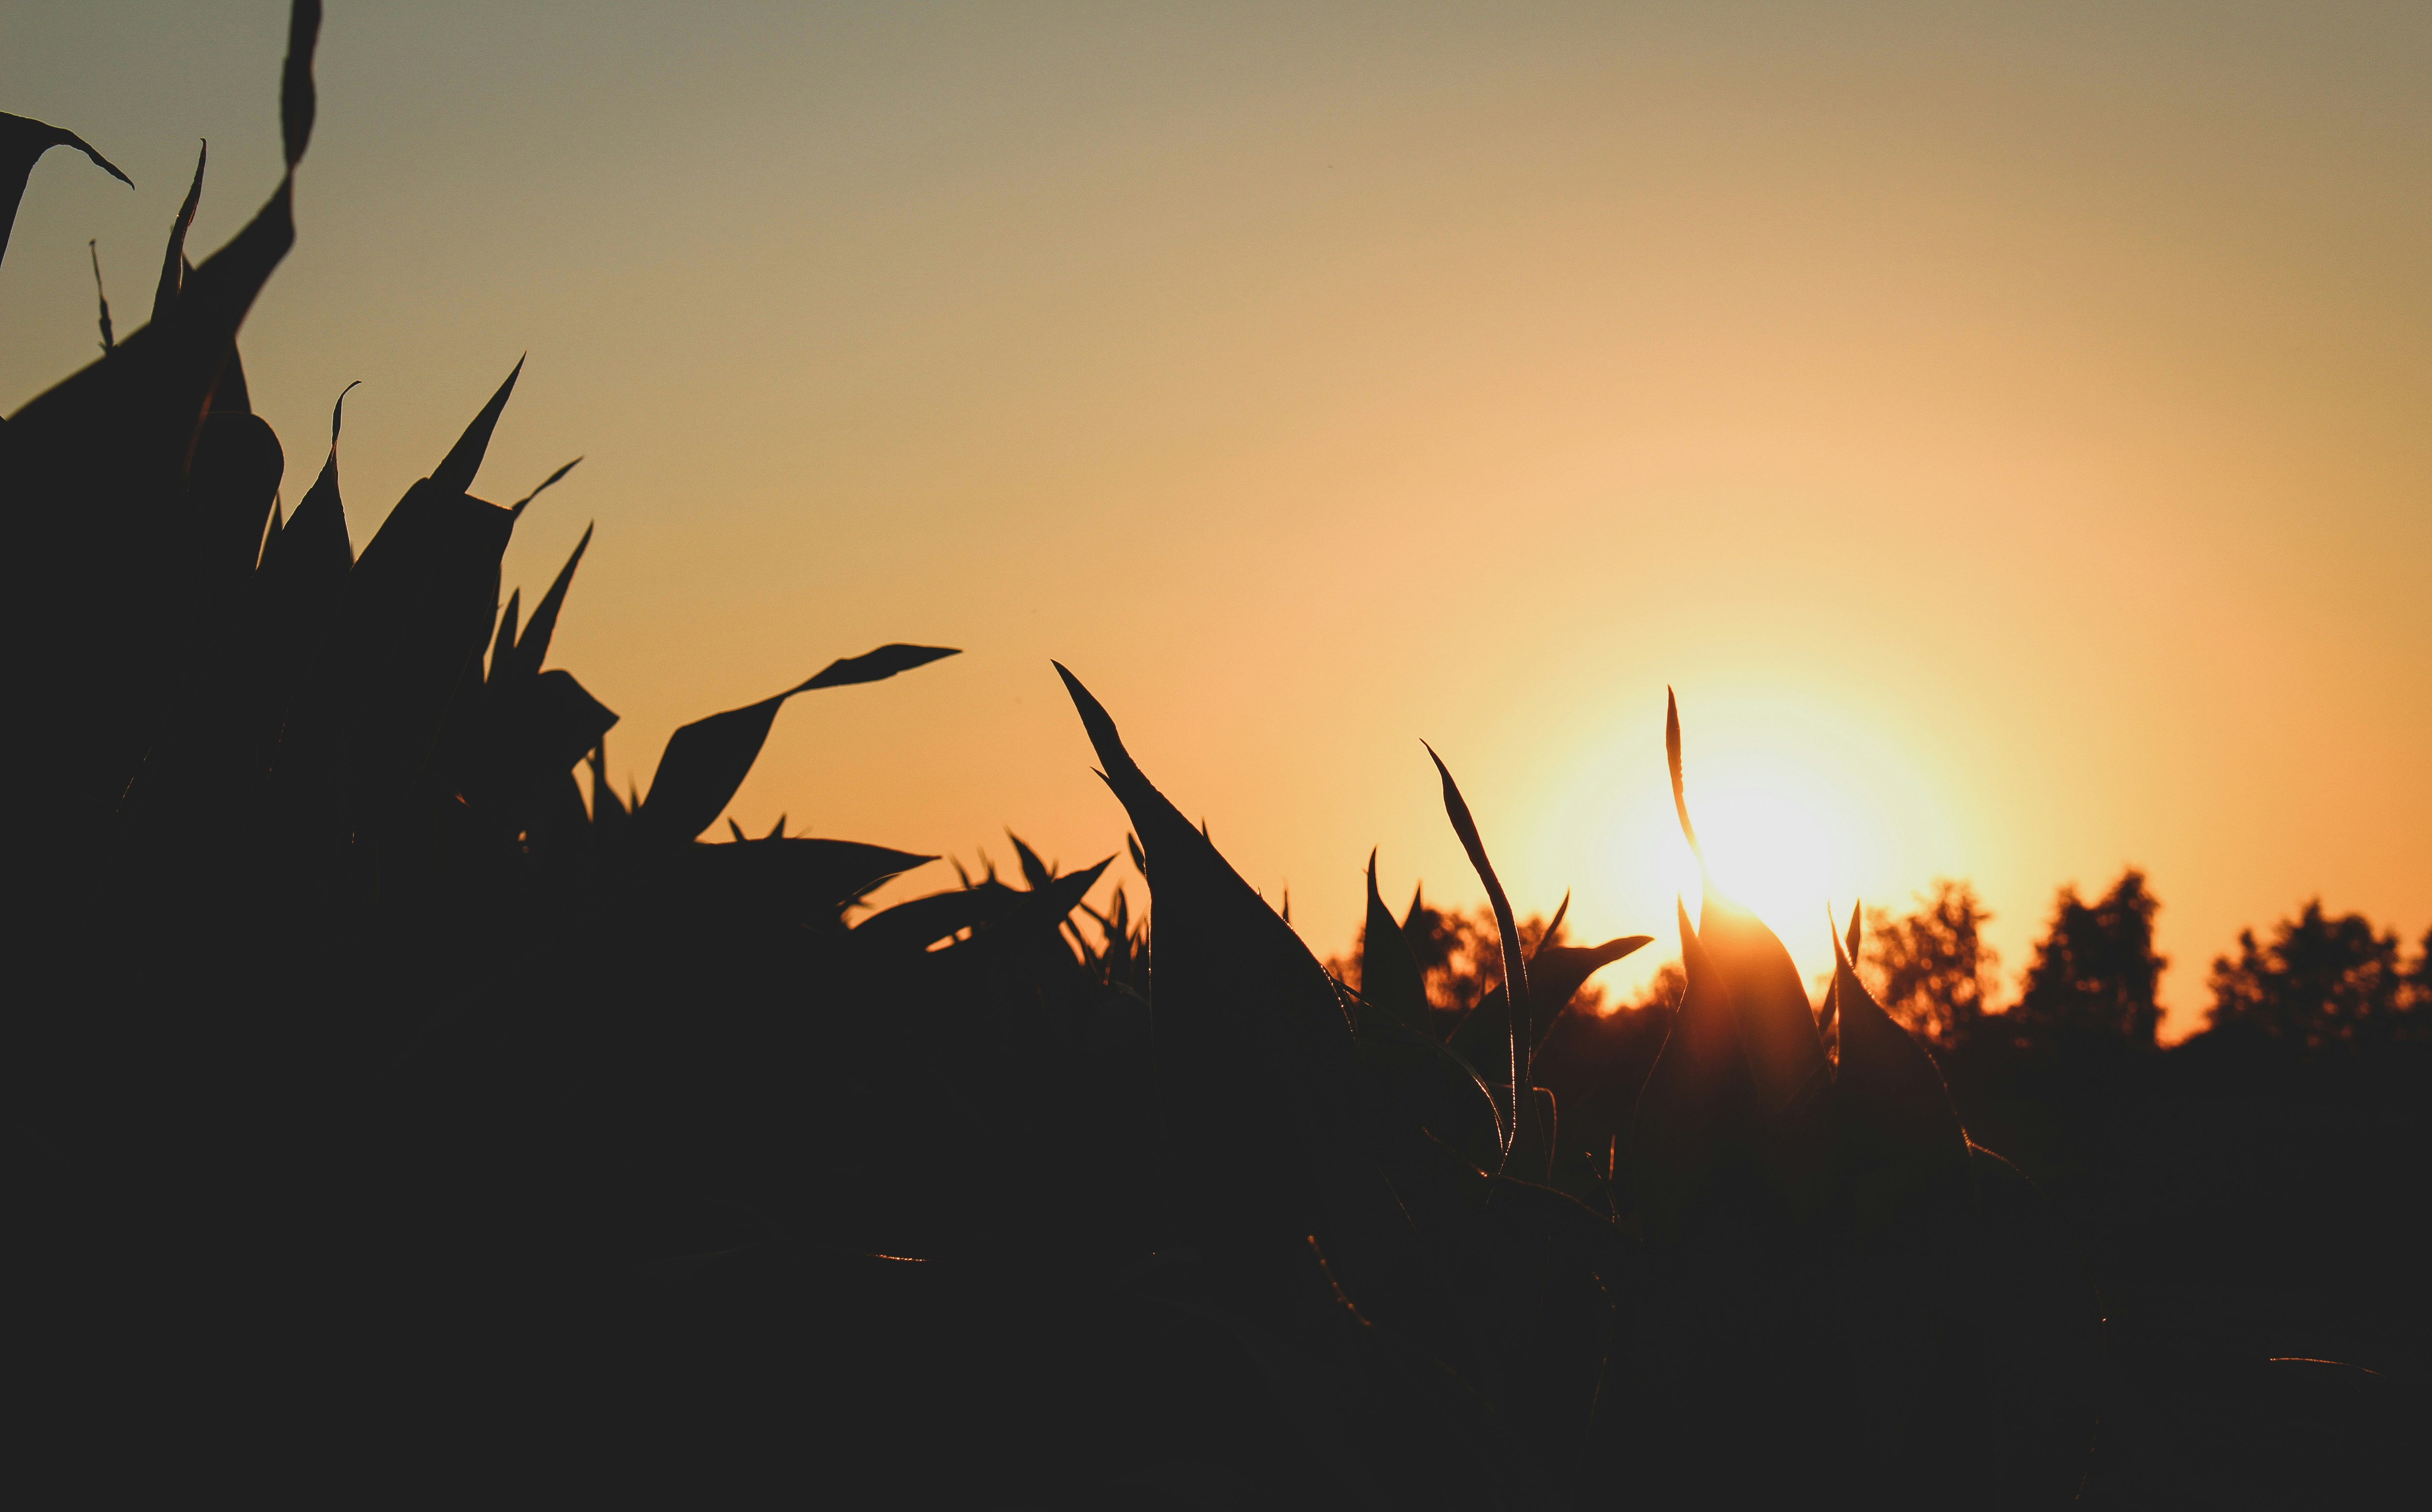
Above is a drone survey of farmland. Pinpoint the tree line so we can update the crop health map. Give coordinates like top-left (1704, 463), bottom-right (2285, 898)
top-left (1862, 872), bottom-right (2432, 1054)
top-left (1339, 871), bottom-right (2432, 1055)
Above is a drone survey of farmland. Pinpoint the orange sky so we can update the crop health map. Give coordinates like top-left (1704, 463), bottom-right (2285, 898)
top-left (7, 2), bottom-right (2427, 1037)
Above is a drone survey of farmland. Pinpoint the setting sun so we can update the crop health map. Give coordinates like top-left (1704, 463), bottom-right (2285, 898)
top-left (6, 4), bottom-right (2426, 1501)
top-left (1678, 769), bottom-right (1863, 977)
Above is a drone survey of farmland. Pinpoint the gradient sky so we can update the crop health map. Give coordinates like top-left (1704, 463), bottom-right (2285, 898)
top-left (7, 2), bottom-right (2427, 1036)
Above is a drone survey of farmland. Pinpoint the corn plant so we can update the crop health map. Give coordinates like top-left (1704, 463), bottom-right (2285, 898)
top-left (3, 7), bottom-right (2104, 1502)
top-left (1039, 669), bottom-right (2104, 1506)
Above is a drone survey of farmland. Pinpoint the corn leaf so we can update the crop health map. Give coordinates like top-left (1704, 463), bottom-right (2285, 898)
top-left (1665, 692), bottom-right (1823, 1112)
top-left (509, 457), bottom-right (581, 518)
top-left (801, 642), bottom-right (961, 689)
top-left (1424, 742), bottom-right (1530, 1163)
top-left (638, 645), bottom-right (959, 842)
top-left (1361, 850), bottom-right (1432, 1039)
top-left (1627, 901), bottom-right (1746, 1215)
top-left (1828, 926), bottom-right (1967, 1176)
top-left (430, 357), bottom-right (523, 499)
top-left (153, 141), bottom-right (205, 322)
top-left (1697, 889), bottom-right (1825, 1115)
top-left (501, 522), bottom-right (592, 681)
top-left (1008, 830), bottom-right (1056, 890)
top-left (0, 112), bottom-right (131, 271)
top-left (281, 0), bottom-right (321, 170)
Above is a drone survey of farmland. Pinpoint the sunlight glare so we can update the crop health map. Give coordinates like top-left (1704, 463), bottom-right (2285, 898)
top-left (1667, 760), bottom-right (1873, 963)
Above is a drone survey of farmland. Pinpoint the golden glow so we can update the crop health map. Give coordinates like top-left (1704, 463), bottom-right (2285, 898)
top-left (1681, 773), bottom-right (1862, 966)
top-left (5, 5), bottom-right (2425, 1042)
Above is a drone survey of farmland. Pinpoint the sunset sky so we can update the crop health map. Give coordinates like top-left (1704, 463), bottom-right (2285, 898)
top-left (6, 2), bottom-right (2426, 1036)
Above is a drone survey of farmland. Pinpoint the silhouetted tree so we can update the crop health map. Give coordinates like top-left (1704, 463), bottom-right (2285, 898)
top-left (1863, 880), bottom-right (1997, 1050)
top-left (2411, 928), bottom-right (2432, 1018)
top-left (2206, 901), bottom-right (2422, 1048)
top-left (2011, 869), bottom-right (2166, 1050)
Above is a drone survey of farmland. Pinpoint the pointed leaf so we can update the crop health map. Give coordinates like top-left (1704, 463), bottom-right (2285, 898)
top-left (0, 112), bottom-right (132, 271)
top-left (1829, 928), bottom-right (1967, 1177)
top-left (799, 642), bottom-right (960, 690)
top-left (510, 456), bottom-right (581, 517)
top-left (1052, 663), bottom-right (1388, 1258)
top-left (1361, 849), bottom-right (1433, 1037)
top-left (1008, 830), bottom-right (1055, 890)
top-left (1667, 692), bottom-right (1823, 1111)
top-left (87, 239), bottom-right (114, 354)
top-left (1665, 686), bottom-right (1701, 857)
top-left (430, 357), bottom-right (523, 498)
top-left (1698, 888), bottom-right (1826, 1114)
top-left (1527, 936), bottom-right (1655, 1033)
top-left (634, 644), bottom-right (959, 841)
top-left (154, 141), bottom-right (205, 322)
top-left (503, 522), bottom-right (591, 679)
top-left (1424, 741), bottom-right (1530, 1160)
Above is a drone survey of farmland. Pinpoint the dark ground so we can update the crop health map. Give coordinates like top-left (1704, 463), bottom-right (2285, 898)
top-left (1534, 1007), bottom-right (2431, 1508)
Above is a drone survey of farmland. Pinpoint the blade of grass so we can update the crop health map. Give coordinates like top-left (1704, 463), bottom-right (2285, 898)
top-left (153, 141), bottom-right (204, 321)
top-left (1423, 741), bottom-right (1529, 1169)
top-left (430, 357), bottom-right (524, 497)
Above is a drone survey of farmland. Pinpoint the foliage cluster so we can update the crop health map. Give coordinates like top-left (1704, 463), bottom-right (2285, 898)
top-left (1851, 876), bottom-right (2431, 1058)
top-left (4, 11), bottom-right (2417, 1503)
top-left (1328, 893), bottom-right (1650, 1023)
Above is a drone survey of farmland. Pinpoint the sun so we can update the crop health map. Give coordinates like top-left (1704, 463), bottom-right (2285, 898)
top-left (1666, 760), bottom-right (1868, 959)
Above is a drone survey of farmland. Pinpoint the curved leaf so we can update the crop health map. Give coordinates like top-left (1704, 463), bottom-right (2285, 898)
top-left (153, 141), bottom-right (205, 322)
top-left (638, 645), bottom-right (959, 842)
top-left (1424, 742), bottom-right (1530, 1161)
top-left (281, 0), bottom-right (321, 170)
top-left (801, 642), bottom-right (960, 690)
top-left (1627, 900), bottom-right (1746, 1217)
top-left (431, 357), bottom-right (523, 498)
top-left (1697, 888), bottom-right (1825, 1115)
top-left (1052, 666), bottom-right (1433, 1313)
top-left (1829, 925), bottom-right (1967, 1179)
top-left (509, 456), bottom-right (581, 518)
top-left (0, 112), bottom-right (132, 271)
top-left (1665, 691), bottom-right (1824, 1112)
top-left (502, 522), bottom-right (591, 680)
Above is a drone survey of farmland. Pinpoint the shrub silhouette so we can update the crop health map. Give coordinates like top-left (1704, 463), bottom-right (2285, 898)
top-left (1863, 879), bottom-right (2000, 1050)
top-left (2011, 869), bottom-right (2169, 1051)
top-left (1, 8), bottom-right (2130, 1502)
top-left (2207, 901), bottom-right (2429, 1048)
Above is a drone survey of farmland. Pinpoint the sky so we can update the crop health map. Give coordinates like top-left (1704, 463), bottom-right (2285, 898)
top-left (5, 1), bottom-right (2426, 1037)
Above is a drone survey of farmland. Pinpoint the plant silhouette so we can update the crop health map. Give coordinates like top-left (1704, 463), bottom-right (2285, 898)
top-left (5, 7), bottom-right (2421, 1504)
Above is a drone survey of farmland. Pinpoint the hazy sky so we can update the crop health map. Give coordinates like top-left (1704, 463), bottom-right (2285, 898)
top-left (6, 2), bottom-right (2426, 1035)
